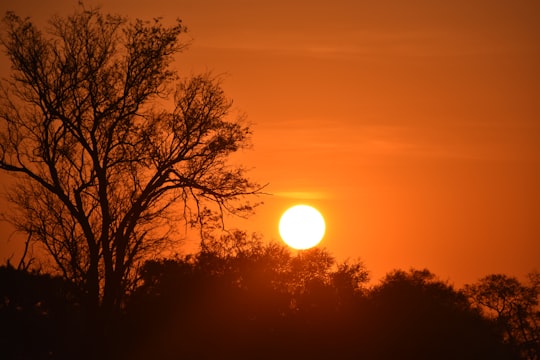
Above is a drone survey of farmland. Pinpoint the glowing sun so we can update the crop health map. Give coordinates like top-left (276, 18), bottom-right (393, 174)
top-left (279, 205), bottom-right (326, 250)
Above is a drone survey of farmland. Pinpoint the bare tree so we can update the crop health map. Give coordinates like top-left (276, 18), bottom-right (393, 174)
top-left (0, 6), bottom-right (262, 318)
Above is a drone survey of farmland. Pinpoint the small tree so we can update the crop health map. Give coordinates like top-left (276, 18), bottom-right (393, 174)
top-left (363, 269), bottom-right (515, 359)
top-left (0, 6), bottom-right (261, 319)
top-left (465, 274), bottom-right (540, 360)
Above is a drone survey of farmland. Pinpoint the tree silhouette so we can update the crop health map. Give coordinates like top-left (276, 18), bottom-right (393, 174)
top-left (359, 269), bottom-right (518, 359)
top-left (4, 234), bottom-right (518, 359)
top-left (124, 253), bottom-right (521, 359)
top-left (465, 273), bottom-right (540, 360)
top-left (0, 6), bottom-right (261, 325)
top-left (124, 235), bottom-right (373, 359)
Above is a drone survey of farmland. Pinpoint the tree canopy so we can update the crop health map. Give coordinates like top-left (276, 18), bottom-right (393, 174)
top-left (465, 273), bottom-right (540, 359)
top-left (1, 238), bottom-right (531, 359)
top-left (0, 6), bottom-right (261, 318)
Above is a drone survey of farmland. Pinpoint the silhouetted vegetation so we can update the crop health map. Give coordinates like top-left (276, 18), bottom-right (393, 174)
top-left (3, 232), bottom-right (535, 359)
top-left (124, 231), bottom-right (369, 359)
top-left (0, 4), bottom-right (262, 337)
top-left (0, 264), bottom-right (86, 359)
top-left (361, 269), bottom-right (518, 359)
top-left (465, 273), bottom-right (540, 359)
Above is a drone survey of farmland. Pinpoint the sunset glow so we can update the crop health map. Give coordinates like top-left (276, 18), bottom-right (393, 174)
top-left (0, 0), bottom-right (539, 287)
top-left (1, 2), bottom-right (539, 358)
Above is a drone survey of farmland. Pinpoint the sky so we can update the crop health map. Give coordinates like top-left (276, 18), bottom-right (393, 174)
top-left (0, 0), bottom-right (539, 285)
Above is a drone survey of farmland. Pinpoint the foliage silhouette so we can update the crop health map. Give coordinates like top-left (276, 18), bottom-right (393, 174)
top-left (0, 5), bottom-right (261, 327)
top-left (465, 273), bottom-right (540, 360)
top-left (121, 237), bottom-right (515, 360)
top-left (1, 240), bottom-right (525, 359)
top-left (358, 269), bottom-right (518, 359)
top-left (124, 232), bottom-right (367, 359)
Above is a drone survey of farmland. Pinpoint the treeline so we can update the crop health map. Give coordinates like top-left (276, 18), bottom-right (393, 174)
top-left (1, 231), bottom-right (539, 359)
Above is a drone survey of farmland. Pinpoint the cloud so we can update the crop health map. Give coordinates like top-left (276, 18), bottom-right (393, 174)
top-left (273, 191), bottom-right (330, 200)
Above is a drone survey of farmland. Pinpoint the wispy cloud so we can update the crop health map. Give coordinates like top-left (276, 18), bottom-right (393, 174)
top-left (273, 191), bottom-right (330, 200)
top-left (193, 29), bottom-right (515, 59)
top-left (256, 120), bottom-right (525, 163)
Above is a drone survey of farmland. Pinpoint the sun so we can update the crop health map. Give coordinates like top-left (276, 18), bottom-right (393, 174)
top-left (279, 205), bottom-right (326, 250)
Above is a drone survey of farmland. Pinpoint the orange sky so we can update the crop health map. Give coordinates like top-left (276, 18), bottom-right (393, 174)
top-left (1, 0), bottom-right (539, 285)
